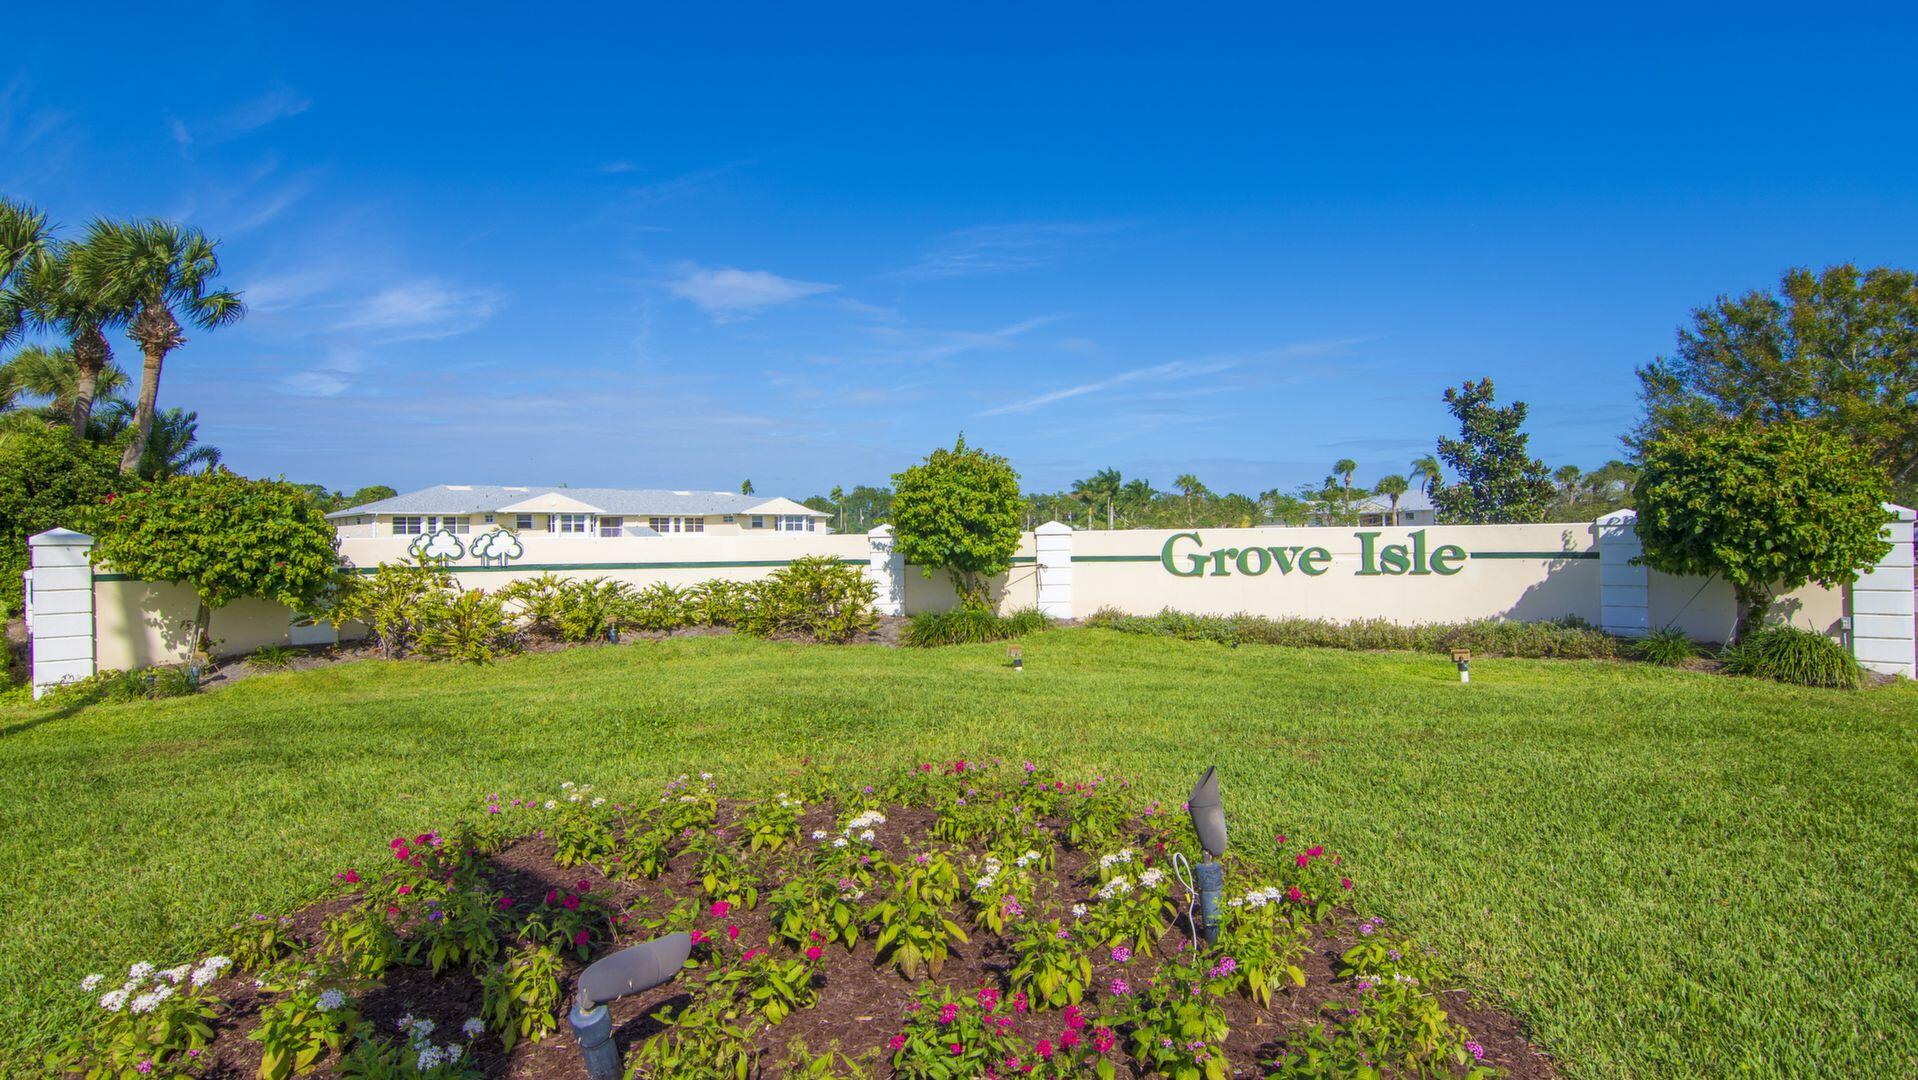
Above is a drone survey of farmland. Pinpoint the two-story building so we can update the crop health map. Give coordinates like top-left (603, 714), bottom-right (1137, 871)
top-left (327, 485), bottom-right (831, 541)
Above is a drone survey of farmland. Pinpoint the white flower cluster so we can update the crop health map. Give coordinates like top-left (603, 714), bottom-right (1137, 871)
top-left (316, 988), bottom-right (347, 1012)
top-left (190, 955), bottom-right (231, 987)
top-left (774, 791), bottom-right (800, 810)
top-left (561, 781), bottom-right (599, 805)
top-left (91, 955), bottom-right (230, 1013)
top-left (1138, 867), bottom-right (1166, 890)
top-left (1013, 850), bottom-right (1042, 869)
top-left (825, 809), bottom-right (885, 847)
top-left (972, 854), bottom-right (1007, 894)
top-left (1230, 886), bottom-right (1287, 910)
top-left (1098, 848), bottom-right (1137, 870)
top-left (1071, 903), bottom-right (1088, 918)
top-left (1096, 876), bottom-right (1135, 900)
top-left (396, 1013), bottom-right (479, 1070)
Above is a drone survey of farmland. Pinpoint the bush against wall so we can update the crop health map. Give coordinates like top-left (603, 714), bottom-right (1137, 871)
top-left (890, 436), bottom-right (1024, 609)
top-left (902, 607), bottom-right (1049, 648)
top-left (0, 425), bottom-right (125, 616)
top-left (80, 469), bottom-right (342, 653)
top-left (1083, 607), bottom-right (1628, 660)
top-left (737, 555), bottom-right (877, 643)
top-left (1632, 421), bottom-right (1892, 642)
top-left (1721, 625), bottom-right (1865, 689)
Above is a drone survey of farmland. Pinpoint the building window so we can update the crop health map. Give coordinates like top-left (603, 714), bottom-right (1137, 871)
top-left (600, 516), bottom-right (623, 537)
top-left (683, 516), bottom-right (705, 533)
top-left (435, 516), bottom-right (471, 535)
top-left (392, 516), bottom-right (423, 535)
top-left (750, 515), bottom-right (764, 529)
top-left (484, 513), bottom-right (495, 524)
top-left (780, 515), bottom-right (809, 532)
top-left (649, 516), bottom-right (673, 533)
top-left (722, 514), bottom-right (735, 524)
top-left (554, 513), bottom-right (591, 534)
top-left (515, 514), bottom-right (534, 531)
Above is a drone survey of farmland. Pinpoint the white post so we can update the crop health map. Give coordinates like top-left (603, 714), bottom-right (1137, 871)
top-left (1596, 510), bottom-right (1649, 638)
top-left (1852, 503), bottom-right (1915, 679)
top-left (1034, 521), bottom-right (1074, 620)
top-left (27, 528), bottom-right (96, 699)
top-left (866, 525), bottom-right (904, 616)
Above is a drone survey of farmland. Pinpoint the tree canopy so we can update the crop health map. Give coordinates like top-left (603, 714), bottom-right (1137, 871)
top-left (0, 425), bottom-right (125, 616)
top-left (1632, 421), bottom-right (1892, 641)
top-left (1431, 378), bottom-right (1554, 524)
top-left (1636, 264), bottom-right (1918, 503)
top-left (889, 435), bottom-right (1023, 608)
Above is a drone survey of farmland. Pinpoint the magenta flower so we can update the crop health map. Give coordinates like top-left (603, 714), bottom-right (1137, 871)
top-left (1109, 977), bottom-right (1131, 996)
top-left (573, 930), bottom-right (589, 946)
top-left (805, 946), bottom-right (823, 961)
top-left (889, 1033), bottom-right (906, 1050)
top-left (1092, 1027), bottom-right (1117, 1054)
top-left (1110, 945), bottom-right (1132, 963)
top-left (336, 869), bottom-right (360, 883)
top-left (976, 987), bottom-right (999, 1010)
top-left (709, 900), bottom-right (731, 918)
top-left (939, 1002), bottom-right (959, 1024)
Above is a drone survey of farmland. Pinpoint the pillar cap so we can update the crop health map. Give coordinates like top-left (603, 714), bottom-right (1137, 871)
top-left (1883, 502), bottom-right (1915, 522)
top-left (28, 527), bottom-right (94, 546)
top-left (1035, 520), bottom-right (1074, 535)
top-left (866, 524), bottom-right (894, 538)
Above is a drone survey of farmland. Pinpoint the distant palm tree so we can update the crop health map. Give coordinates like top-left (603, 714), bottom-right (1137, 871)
top-left (830, 485), bottom-right (845, 531)
top-left (1409, 454), bottom-right (1442, 498)
top-left (1174, 473), bottom-right (1206, 525)
top-left (93, 399), bottom-right (220, 478)
top-left (1332, 458), bottom-right (1359, 517)
top-left (741, 479), bottom-right (754, 495)
top-left (71, 219), bottom-right (244, 474)
top-left (0, 198), bottom-right (50, 347)
top-left (1072, 467), bottom-right (1124, 527)
top-left (1374, 474), bottom-right (1409, 525)
top-left (23, 239), bottom-right (133, 441)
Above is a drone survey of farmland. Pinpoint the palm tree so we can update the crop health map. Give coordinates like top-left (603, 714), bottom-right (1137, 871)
top-left (1374, 474), bottom-right (1409, 525)
top-left (71, 219), bottom-right (244, 474)
top-left (22, 240), bottom-right (132, 441)
top-left (741, 479), bottom-right (754, 495)
top-left (830, 485), bottom-right (845, 531)
top-left (92, 399), bottom-right (220, 478)
top-left (1409, 454), bottom-right (1442, 498)
top-left (1072, 468), bottom-right (1124, 527)
top-left (1173, 473), bottom-right (1207, 525)
top-left (0, 198), bottom-right (50, 348)
top-left (1332, 458), bottom-right (1359, 517)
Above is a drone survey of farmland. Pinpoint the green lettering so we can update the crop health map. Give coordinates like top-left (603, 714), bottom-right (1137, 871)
top-left (1299, 547), bottom-right (1332, 576)
top-left (1354, 531), bottom-right (1383, 576)
top-left (1235, 547), bottom-right (1272, 576)
top-left (1161, 532), bottom-right (1205, 578)
top-left (1209, 549), bottom-right (1238, 576)
top-left (1431, 544), bottom-right (1466, 575)
top-left (1265, 546), bottom-right (1301, 574)
top-left (1408, 529), bottom-right (1432, 575)
top-left (1380, 544), bottom-right (1411, 575)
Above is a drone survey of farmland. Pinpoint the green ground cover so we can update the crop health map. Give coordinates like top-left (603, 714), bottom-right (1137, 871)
top-left (2, 629), bottom-right (1914, 1077)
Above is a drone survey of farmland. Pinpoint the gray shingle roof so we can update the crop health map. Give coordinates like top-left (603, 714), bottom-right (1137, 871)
top-left (326, 485), bottom-right (819, 520)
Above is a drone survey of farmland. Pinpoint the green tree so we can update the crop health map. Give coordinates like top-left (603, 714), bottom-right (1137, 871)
top-left (80, 470), bottom-right (341, 654)
top-left (1632, 422), bottom-right (1892, 641)
top-left (22, 238), bottom-right (133, 440)
top-left (1636, 265), bottom-right (1918, 502)
top-left (740, 479), bottom-right (754, 495)
top-left (1374, 474), bottom-right (1409, 525)
top-left (1430, 378), bottom-right (1554, 524)
top-left (1173, 473), bottom-right (1207, 525)
top-left (1072, 467), bottom-right (1124, 528)
top-left (1332, 458), bottom-right (1359, 518)
top-left (890, 435), bottom-right (1023, 609)
top-left (70, 219), bottom-right (244, 474)
top-left (1409, 454), bottom-right (1442, 499)
top-left (0, 198), bottom-right (50, 348)
top-left (0, 426), bottom-right (125, 616)
top-left (0, 344), bottom-right (130, 435)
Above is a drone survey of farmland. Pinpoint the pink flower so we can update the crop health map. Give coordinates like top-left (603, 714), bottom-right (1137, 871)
top-left (1092, 1027), bottom-right (1117, 1054)
top-left (939, 1003), bottom-right (959, 1025)
top-left (726, 923), bottom-right (741, 941)
top-left (1341, 877), bottom-right (1354, 890)
top-left (562, 894), bottom-right (581, 912)
top-left (805, 946), bottom-right (823, 961)
top-left (1307, 845), bottom-right (1324, 858)
top-left (1287, 885), bottom-right (1305, 903)
top-left (573, 930), bottom-right (589, 946)
top-left (1063, 1005), bottom-right (1087, 1031)
top-left (1109, 977), bottom-right (1131, 996)
top-left (1275, 834), bottom-right (1287, 845)
top-left (710, 900), bottom-right (731, 918)
top-left (577, 879), bottom-right (591, 892)
top-left (1034, 1038), bottom-right (1054, 1060)
top-left (397, 884), bottom-right (412, 896)
top-left (1012, 991), bottom-right (1029, 1013)
top-left (949, 1043), bottom-right (963, 1055)
top-left (1296, 853), bottom-right (1310, 868)
top-left (497, 896), bottom-right (515, 910)
top-left (976, 987), bottom-right (1000, 1010)
top-left (691, 929), bottom-right (708, 945)
top-left (336, 869), bottom-right (360, 883)
top-left (1110, 945), bottom-right (1132, 963)
top-left (545, 888), bottom-right (559, 905)
top-left (1059, 1030), bottom-right (1081, 1050)
top-left (889, 1034), bottom-right (906, 1050)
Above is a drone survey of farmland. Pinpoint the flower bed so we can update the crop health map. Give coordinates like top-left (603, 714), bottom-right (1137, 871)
top-left (56, 763), bottom-right (1556, 1078)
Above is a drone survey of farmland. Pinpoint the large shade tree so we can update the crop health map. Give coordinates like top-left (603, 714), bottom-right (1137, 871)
top-left (1636, 265), bottom-right (1918, 503)
top-left (1430, 378), bottom-right (1554, 524)
top-left (72, 219), bottom-right (243, 474)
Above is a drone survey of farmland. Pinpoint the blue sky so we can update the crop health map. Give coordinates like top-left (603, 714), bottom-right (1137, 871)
top-left (7, 3), bottom-right (1916, 498)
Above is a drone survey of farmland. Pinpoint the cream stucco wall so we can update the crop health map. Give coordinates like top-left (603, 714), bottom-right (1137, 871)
top-left (92, 579), bottom-right (360, 671)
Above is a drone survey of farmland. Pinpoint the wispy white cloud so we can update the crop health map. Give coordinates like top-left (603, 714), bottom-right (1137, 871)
top-left (337, 280), bottom-right (502, 341)
top-left (861, 313), bottom-right (1065, 365)
top-left (280, 350), bottom-right (364, 398)
top-left (979, 337), bottom-right (1376, 417)
top-left (899, 221), bottom-right (1123, 279)
top-left (980, 357), bottom-right (1240, 416)
top-left (600, 160), bottom-right (637, 174)
top-left (169, 85), bottom-right (311, 150)
top-left (667, 266), bottom-right (835, 321)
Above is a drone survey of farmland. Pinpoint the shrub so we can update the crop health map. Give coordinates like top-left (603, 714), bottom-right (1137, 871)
top-left (414, 589), bottom-right (518, 664)
top-left (554, 578), bottom-right (635, 642)
top-left (682, 579), bottom-right (750, 627)
top-left (1721, 625), bottom-right (1864, 689)
top-left (738, 556), bottom-right (876, 643)
top-left (328, 560), bottom-right (450, 659)
top-left (901, 606), bottom-right (1049, 648)
top-left (1084, 607), bottom-right (1625, 660)
top-left (890, 435), bottom-right (1024, 609)
top-left (497, 574), bottom-right (568, 638)
top-left (0, 426), bottom-right (126, 617)
top-left (148, 664), bottom-right (202, 698)
top-left (247, 644), bottom-right (301, 670)
top-left (629, 582), bottom-right (689, 632)
top-left (1634, 627), bottom-right (1701, 666)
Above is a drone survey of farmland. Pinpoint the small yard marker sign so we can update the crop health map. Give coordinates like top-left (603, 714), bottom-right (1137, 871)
top-left (1452, 649), bottom-right (1471, 684)
top-left (1008, 645), bottom-right (1023, 672)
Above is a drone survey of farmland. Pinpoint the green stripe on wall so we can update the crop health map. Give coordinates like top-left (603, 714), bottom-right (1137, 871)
top-left (1072, 555), bottom-right (1161, 562)
top-left (1467, 551), bottom-right (1599, 560)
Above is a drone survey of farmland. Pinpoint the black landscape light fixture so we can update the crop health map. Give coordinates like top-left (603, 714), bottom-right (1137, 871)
top-left (1008, 644), bottom-right (1023, 672)
top-left (568, 932), bottom-right (692, 1080)
top-left (1187, 766), bottom-right (1227, 946)
top-left (1452, 648), bottom-right (1471, 684)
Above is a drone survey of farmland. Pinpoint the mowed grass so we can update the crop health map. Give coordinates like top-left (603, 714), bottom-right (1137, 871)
top-left (2, 630), bottom-right (1916, 1077)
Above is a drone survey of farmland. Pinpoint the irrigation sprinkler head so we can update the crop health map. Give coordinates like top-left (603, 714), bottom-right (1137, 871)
top-left (1188, 765), bottom-right (1227, 861)
top-left (569, 932), bottom-right (691, 1080)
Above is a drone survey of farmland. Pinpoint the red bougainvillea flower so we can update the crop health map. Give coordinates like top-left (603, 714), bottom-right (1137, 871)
top-left (709, 900), bottom-right (731, 918)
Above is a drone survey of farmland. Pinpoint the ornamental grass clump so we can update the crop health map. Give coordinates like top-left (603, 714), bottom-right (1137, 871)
top-left (901, 605), bottom-right (1050, 647)
top-left (1721, 625), bottom-right (1865, 689)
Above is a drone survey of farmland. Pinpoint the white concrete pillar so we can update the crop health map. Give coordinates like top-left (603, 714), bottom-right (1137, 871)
top-left (1852, 503), bottom-right (1915, 679)
top-left (1596, 510), bottom-right (1649, 638)
top-left (866, 525), bottom-right (904, 616)
top-left (27, 528), bottom-right (96, 699)
top-left (1034, 521), bottom-right (1074, 620)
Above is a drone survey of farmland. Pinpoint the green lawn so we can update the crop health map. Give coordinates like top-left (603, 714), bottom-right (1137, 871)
top-left (3, 630), bottom-right (1915, 1077)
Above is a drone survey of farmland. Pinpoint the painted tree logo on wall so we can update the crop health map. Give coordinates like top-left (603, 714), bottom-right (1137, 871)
top-left (470, 529), bottom-right (525, 567)
top-left (407, 530), bottom-right (466, 562)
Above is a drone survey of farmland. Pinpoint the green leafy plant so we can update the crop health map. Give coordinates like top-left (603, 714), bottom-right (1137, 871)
top-left (556, 578), bottom-right (636, 642)
top-left (869, 853), bottom-right (968, 979)
top-left (779, 1038), bottom-right (873, 1079)
top-left (328, 559), bottom-right (449, 658)
top-left (1633, 421), bottom-right (1893, 641)
top-left (338, 1016), bottom-right (485, 1079)
top-left (889, 435), bottom-right (1024, 609)
top-left (403, 883), bottom-right (506, 974)
top-left (1722, 625), bottom-right (1865, 689)
top-left (1087, 858), bottom-right (1173, 955)
top-left (79, 469), bottom-right (342, 654)
top-left (901, 606), bottom-right (1049, 647)
top-left (57, 958), bottom-right (225, 1079)
top-left (966, 850), bottom-right (1039, 935)
top-left (706, 947), bottom-right (819, 1024)
top-left (250, 984), bottom-right (359, 1079)
top-left (1633, 627), bottom-right (1701, 666)
top-left (223, 914), bottom-right (300, 973)
top-left (1063, 789), bottom-right (1132, 850)
top-left (546, 782), bottom-right (616, 868)
top-left (1213, 902), bottom-right (1309, 1007)
top-left (739, 791), bottom-right (805, 853)
top-left (246, 644), bottom-right (301, 669)
top-left (682, 579), bottom-right (750, 626)
top-left (497, 573), bottom-right (568, 638)
top-left (629, 581), bottom-right (689, 632)
top-left (1112, 954), bottom-right (1233, 1080)
top-left (480, 943), bottom-right (564, 1050)
top-left (1429, 377), bottom-right (1555, 525)
top-left (737, 555), bottom-right (877, 643)
top-left (622, 998), bottom-right (759, 1079)
top-left (320, 905), bottom-right (403, 980)
top-left (516, 881), bottom-right (614, 960)
top-left (0, 425), bottom-right (126, 617)
top-left (413, 588), bottom-right (516, 664)
top-left (885, 985), bottom-right (1028, 1079)
top-left (1006, 917), bottom-right (1092, 1009)
top-left (689, 834), bottom-right (762, 911)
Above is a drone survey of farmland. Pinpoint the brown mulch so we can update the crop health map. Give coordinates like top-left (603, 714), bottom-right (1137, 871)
top-left (171, 800), bottom-right (1558, 1078)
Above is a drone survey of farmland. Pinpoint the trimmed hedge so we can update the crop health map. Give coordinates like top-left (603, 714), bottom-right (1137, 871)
top-left (1082, 607), bottom-right (1626, 660)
